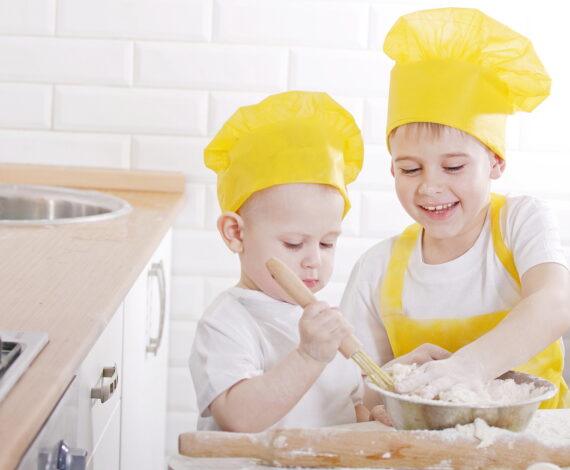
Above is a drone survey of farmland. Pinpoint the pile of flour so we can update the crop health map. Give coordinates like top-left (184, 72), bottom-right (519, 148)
top-left (430, 412), bottom-right (570, 451)
top-left (389, 363), bottom-right (549, 404)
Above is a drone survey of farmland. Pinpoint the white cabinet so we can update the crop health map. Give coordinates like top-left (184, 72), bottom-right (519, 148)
top-left (72, 229), bottom-right (172, 470)
top-left (16, 305), bottom-right (124, 470)
top-left (87, 397), bottom-right (122, 470)
top-left (76, 305), bottom-right (123, 470)
top-left (121, 229), bottom-right (172, 470)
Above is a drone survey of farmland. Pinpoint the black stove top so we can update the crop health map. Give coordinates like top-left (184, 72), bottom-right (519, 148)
top-left (0, 338), bottom-right (22, 379)
top-left (0, 331), bottom-right (49, 403)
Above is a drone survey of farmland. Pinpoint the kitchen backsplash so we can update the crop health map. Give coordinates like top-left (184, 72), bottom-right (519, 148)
top-left (1, 0), bottom-right (569, 457)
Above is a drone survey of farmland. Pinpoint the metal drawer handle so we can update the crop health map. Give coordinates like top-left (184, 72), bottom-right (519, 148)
top-left (90, 365), bottom-right (118, 403)
top-left (39, 439), bottom-right (88, 470)
top-left (146, 261), bottom-right (166, 356)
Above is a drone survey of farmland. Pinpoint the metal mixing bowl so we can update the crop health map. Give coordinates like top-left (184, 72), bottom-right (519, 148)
top-left (368, 370), bottom-right (556, 431)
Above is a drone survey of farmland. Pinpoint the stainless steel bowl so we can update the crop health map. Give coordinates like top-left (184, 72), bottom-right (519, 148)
top-left (0, 184), bottom-right (131, 225)
top-left (368, 370), bottom-right (556, 431)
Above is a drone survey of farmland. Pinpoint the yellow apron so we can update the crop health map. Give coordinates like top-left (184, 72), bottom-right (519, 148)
top-left (380, 193), bottom-right (568, 408)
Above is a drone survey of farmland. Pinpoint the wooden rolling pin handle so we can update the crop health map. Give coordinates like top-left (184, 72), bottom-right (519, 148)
top-left (179, 431), bottom-right (267, 460)
top-left (265, 257), bottom-right (362, 359)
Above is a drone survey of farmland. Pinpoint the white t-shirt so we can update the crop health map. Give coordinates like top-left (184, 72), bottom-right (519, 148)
top-left (189, 287), bottom-right (365, 430)
top-left (341, 195), bottom-right (569, 366)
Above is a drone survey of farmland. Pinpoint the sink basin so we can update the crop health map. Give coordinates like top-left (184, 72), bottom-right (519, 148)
top-left (0, 184), bottom-right (132, 225)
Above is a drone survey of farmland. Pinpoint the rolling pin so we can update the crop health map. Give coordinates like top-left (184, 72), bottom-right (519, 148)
top-left (179, 425), bottom-right (570, 469)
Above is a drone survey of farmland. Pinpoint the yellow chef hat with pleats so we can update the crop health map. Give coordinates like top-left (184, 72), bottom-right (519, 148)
top-left (384, 7), bottom-right (551, 159)
top-left (204, 91), bottom-right (363, 216)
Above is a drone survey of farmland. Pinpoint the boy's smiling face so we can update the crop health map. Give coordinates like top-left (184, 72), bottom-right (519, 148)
top-left (390, 124), bottom-right (504, 255)
top-left (236, 183), bottom-right (344, 303)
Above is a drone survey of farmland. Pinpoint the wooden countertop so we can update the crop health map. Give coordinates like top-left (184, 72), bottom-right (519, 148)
top-left (0, 164), bottom-right (186, 470)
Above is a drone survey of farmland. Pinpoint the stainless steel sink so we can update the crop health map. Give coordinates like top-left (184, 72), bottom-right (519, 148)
top-left (0, 184), bottom-right (132, 225)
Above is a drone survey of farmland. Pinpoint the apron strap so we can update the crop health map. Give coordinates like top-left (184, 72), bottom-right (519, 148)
top-left (490, 193), bottom-right (521, 287)
top-left (380, 222), bottom-right (422, 316)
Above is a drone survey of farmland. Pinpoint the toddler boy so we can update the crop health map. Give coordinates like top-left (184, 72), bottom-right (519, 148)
top-left (342, 8), bottom-right (570, 409)
top-left (189, 91), bottom-right (367, 431)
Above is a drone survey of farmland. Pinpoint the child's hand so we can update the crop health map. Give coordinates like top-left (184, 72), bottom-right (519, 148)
top-left (384, 343), bottom-right (450, 369)
top-left (370, 404), bottom-right (393, 426)
top-left (395, 354), bottom-right (484, 399)
top-left (297, 301), bottom-right (354, 364)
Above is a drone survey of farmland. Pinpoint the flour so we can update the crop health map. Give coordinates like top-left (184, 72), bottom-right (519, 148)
top-left (417, 413), bottom-right (570, 470)
top-left (526, 464), bottom-right (563, 470)
top-left (426, 411), bottom-right (570, 450)
top-left (389, 363), bottom-right (549, 405)
top-left (434, 418), bottom-right (511, 448)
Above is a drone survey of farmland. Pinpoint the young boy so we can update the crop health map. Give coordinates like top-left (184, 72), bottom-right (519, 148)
top-left (341, 8), bottom-right (570, 409)
top-left (189, 91), bottom-right (367, 432)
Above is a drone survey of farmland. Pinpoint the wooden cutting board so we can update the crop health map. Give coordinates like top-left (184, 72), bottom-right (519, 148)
top-left (178, 413), bottom-right (570, 469)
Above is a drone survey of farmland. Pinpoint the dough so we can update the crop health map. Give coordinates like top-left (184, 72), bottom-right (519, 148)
top-left (389, 363), bottom-right (548, 405)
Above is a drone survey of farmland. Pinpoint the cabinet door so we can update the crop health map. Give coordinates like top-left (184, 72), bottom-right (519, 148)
top-left (88, 399), bottom-right (121, 470)
top-left (76, 305), bottom-right (123, 470)
top-left (121, 230), bottom-right (172, 470)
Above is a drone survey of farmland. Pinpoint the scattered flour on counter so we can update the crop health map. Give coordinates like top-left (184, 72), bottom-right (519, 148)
top-left (526, 464), bottom-right (562, 470)
top-left (272, 435), bottom-right (288, 448)
top-left (389, 363), bottom-right (548, 404)
top-left (424, 412), bottom-right (570, 450)
top-left (434, 418), bottom-right (510, 448)
top-left (524, 411), bottom-right (570, 447)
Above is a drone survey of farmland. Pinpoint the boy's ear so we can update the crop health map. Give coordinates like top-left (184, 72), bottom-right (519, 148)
top-left (217, 212), bottom-right (245, 253)
top-left (490, 154), bottom-right (506, 180)
top-left (390, 160), bottom-right (395, 177)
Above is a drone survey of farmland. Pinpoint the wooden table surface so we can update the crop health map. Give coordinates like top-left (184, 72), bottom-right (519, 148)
top-left (174, 411), bottom-right (570, 470)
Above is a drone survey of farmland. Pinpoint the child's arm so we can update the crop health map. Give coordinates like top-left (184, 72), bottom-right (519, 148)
top-left (355, 404), bottom-right (371, 422)
top-left (209, 301), bottom-right (353, 432)
top-left (397, 262), bottom-right (570, 397)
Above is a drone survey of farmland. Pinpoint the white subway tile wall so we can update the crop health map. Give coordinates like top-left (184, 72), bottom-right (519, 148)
top-left (0, 38), bottom-right (133, 85)
top-left (0, 130), bottom-right (130, 167)
top-left (213, 1), bottom-right (370, 48)
top-left (1, 0), bottom-right (569, 459)
top-left (136, 42), bottom-right (289, 91)
top-left (0, 84), bottom-right (52, 129)
top-left (0, 0), bottom-right (55, 35)
top-left (54, 86), bottom-right (209, 135)
top-left (57, 0), bottom-right (212, 41)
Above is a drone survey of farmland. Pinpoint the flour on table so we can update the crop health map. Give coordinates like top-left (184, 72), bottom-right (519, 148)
top-left (426, 411), bottom-right (570, 449)
top-left (389, 363), bottom-right (548, 404)
top-left (434, 418), bottom-right (510, 448)
top-left (526, 464), bottom-right (563, 470)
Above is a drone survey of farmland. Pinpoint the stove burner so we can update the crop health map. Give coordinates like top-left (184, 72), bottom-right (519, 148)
top-left (0, 338), bottom-right (23, 378)
top-left (0, 331), bottom-right (48, 403)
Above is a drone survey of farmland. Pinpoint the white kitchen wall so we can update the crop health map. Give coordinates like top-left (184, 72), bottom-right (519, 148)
top-left (1, 0), bottom-right (569, 459)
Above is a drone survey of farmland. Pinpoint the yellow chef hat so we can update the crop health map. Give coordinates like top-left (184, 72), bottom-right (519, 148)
top-left (384, 7), bottom-right (551, 159)
top-left (205, 91), bottom-right (363, 216)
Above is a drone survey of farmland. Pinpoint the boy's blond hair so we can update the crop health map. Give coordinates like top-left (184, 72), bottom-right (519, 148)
top-left (389, 123), bottom-right (494, 157)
